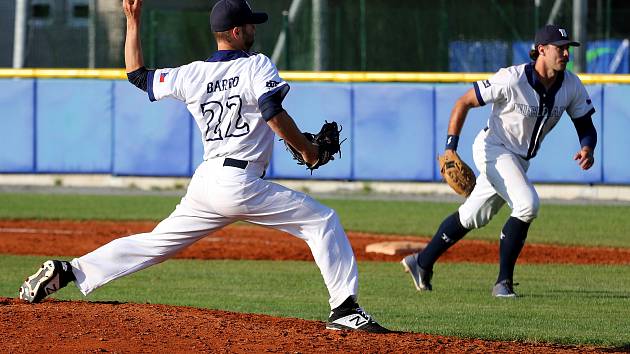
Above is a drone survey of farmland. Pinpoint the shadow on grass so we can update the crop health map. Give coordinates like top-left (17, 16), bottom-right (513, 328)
top-left (523, 289), bottom-right (630, 300)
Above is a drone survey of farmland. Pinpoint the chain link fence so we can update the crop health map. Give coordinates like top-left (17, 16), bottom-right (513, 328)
top-left (2, 0), bottom-right (630, 73)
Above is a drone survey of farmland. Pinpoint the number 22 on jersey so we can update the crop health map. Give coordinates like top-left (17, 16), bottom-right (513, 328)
top-left (200, 95), bottom-right (250, 141)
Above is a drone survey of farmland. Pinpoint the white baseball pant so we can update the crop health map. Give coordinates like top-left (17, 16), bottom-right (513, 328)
top-left (70, 158), bottom-right (358, 309)
top-left (458, 129), bottom-right (540, 229)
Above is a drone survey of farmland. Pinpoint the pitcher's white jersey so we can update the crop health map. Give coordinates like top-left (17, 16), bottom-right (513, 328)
top-left (473, 62), bottom-right (595, 159)
top-left (69, 49), bottom-right (360, 311)
top-left (147, 50), bottom-right (289, 163)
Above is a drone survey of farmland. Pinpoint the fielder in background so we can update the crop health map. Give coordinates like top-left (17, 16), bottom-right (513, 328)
top-left (402, 25), bottom-right (597, 297)
top-left (19, 0), bottom-right (389, 333)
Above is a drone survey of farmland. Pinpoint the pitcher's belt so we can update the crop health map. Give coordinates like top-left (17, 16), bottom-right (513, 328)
top-left (223, 158), bottom-right (248, 169)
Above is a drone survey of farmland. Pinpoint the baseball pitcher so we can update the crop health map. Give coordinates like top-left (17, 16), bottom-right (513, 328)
top-left (19, 0), bottom-right (389, 333)
top-left (402, 25), bottom-right (597, 297)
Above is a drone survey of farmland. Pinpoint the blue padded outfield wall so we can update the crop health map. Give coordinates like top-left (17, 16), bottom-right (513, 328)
top-left (0, 78), bottom-right (629, 184)
top-left (0, 79), bottom-right (33, 173)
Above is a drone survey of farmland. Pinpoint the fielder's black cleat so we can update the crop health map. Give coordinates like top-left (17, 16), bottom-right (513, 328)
top-left (401, 253), bottom-right (433, 291)
top-left (326, 297), bottom-right (391, 333)
top-left (19, 260), bottom-right (76, 303)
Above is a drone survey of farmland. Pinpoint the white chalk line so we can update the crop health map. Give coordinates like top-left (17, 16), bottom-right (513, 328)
top-left (0, 227), bottom-right (81, 235)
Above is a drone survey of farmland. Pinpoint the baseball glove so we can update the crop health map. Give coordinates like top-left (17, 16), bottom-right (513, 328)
top-left (438, 151), bottom-right (476, 197)
top-left (284, 121), bottom-right (345, 173)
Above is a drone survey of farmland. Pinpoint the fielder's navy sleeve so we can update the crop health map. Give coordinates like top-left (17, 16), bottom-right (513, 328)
top-left (572, 113), bottom-right (597, 149)
top-left (567, 74), bottom-right (597, 149)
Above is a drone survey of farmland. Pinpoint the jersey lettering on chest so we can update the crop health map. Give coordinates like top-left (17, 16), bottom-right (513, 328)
top-left (515, 103), bottom-right (565, 119)
top-left (207, 76), bottom-right (240, 94)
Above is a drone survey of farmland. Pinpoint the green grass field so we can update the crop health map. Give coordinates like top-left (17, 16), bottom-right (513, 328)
top-left (1, 193), bottom-right (629, 348)
top-left (1, 193), bottom-right (629, 247)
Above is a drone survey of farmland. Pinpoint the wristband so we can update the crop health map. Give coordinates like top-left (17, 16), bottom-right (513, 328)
top-left (445, 135), bottom-right (459, 151)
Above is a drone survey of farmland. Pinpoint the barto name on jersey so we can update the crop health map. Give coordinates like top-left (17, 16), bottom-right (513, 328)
top-left (207, 76), bottom-right (240, 93)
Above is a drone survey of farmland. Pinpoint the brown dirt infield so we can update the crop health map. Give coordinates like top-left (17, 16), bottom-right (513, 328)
top-left (1, 219), bottom-right (628, 353)
top-left (1, 220), bottom-right (628, 264)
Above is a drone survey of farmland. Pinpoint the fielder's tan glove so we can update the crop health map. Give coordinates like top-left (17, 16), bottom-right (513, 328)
top-left (438, 150), bottom-right (476, 197)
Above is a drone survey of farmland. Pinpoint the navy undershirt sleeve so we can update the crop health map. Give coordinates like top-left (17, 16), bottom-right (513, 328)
top-left (571, 111), bottom-right (597, 149)
top-left (126, 66), bottom-right (153, 92)
top-left (258, 84), bottom-right (291, 121)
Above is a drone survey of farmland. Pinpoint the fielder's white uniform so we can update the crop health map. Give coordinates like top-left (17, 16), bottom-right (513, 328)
top-left (70, 50), bottom-right (358, 309)
top-left (459, 62), bottom-right (595, 229)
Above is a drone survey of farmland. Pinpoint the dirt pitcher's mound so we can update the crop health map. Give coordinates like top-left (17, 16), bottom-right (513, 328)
top-left (0, 220), bottom-right (629, 264)
top-left (0, 298), bottom-right (614, 354)
top-left (1, 220), bottom-right (629, 353)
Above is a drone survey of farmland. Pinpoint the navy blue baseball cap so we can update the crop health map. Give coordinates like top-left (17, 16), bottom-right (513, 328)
top-left (210, 0), bottom-right (268, 32)
top-left (534, 25), bottom-right (580, 47)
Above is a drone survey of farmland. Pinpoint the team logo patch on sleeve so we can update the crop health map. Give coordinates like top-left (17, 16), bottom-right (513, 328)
top-left (160, 72), bottom-right (169, 83)
top-left (586, 98), bottom-right (592, 105)
top-left (266, 80), bottom-right (279, 88)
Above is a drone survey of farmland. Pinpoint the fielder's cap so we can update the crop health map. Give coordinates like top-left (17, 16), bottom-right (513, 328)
top-left (534, 25), bottom-right (580, 47)
top-left (210, 0), bottom-right (268, 32)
